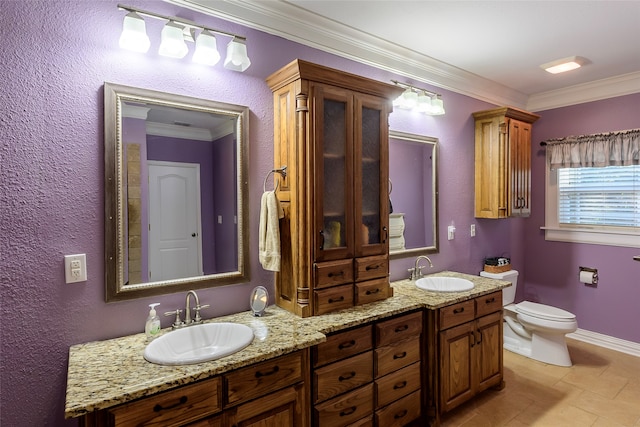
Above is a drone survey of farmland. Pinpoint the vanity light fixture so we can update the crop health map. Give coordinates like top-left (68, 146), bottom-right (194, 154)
top-left (117, 4), bottom-right (251, 71)
top-left (391, 80), bottom-right (445, 115)
top-left (541, 56), bottom-right (587, 74)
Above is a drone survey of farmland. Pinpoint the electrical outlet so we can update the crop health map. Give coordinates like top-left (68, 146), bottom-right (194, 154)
top-left (64, 254), bottom-right (87, 283)
top-left (470, 224), bottom-right (476, 237)
top-left (447, 225), bottom-right (456, 240)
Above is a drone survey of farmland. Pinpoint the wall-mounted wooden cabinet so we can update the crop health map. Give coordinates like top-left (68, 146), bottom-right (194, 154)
top-left (473, 107), bottom-right (540, 218)
top-left (267, 59), bottom-right (402, 317)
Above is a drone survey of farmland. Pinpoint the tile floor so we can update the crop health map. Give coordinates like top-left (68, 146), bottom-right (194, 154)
top-left (440, 339), bottom-right (640, 426)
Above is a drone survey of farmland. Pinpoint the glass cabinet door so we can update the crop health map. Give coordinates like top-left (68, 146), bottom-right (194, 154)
top-left (355, 94), bottom-right (389, 257)
top-left (313, 83), bottom-right (354, 261)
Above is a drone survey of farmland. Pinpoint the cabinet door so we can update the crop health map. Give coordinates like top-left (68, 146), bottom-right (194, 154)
top-left (224, 383), bottom-right (304, 427)
top-left (355, 93), bottom-right (389, 257)
top-left (474, 311), bottom-right (503, 393)
top-left (439, 321), bottom-right (474, 413)
top-left (509, 119), bottom-right (532, 217)
top-left (312, 83), bottom-right (354, 262)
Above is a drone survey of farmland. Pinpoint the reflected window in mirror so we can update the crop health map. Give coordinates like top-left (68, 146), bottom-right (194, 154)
top-left (388, 131), bottom-right (439, 258)
top-left (104, 83), bottom-right (249, 301)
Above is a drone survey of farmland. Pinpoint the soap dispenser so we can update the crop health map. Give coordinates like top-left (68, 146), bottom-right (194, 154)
top-left (145, 303), bottom-right (161, 340)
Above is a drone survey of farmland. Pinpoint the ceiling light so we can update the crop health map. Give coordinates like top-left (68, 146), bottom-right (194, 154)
top-left (119, 11), bottom-right (150, 53)
top-left (224, 37), bottom-right (251, 72)
top-left (541, 56), bottom-right (586, 74)
top-left (193, 30), bottom-right (220, 66)
top-left (159, 21), bottom-right (189, 58)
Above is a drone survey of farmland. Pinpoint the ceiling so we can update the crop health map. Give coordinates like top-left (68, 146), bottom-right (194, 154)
top-left (169, 0), bottom-right (640, 111)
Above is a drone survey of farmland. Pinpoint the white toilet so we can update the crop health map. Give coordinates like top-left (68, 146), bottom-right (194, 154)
top-left (480, 270), bottom-right (578, 367)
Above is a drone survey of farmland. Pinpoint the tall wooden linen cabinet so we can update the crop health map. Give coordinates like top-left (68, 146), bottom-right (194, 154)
top-left (473, 107), bottom-right (540, 218)
top-left (266, 60), bottom-right (403, 317)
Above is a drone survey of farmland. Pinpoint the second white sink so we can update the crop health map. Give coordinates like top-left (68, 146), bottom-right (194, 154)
top-left (416, 276), bottom-right (474, 293)
top-left (144, 322), bottom-right (254, 365)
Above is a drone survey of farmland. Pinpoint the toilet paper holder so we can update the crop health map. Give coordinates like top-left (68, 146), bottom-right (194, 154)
top-left (579, 266), bottom-right (598, 286)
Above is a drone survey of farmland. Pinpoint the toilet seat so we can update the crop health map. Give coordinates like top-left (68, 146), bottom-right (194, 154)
top-left (516, 301), bottom-right (576, 322)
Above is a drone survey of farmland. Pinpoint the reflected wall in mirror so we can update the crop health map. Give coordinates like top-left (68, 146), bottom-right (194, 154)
top-left (388, 130), bottom-right (439, 258)
top-left (104, 82), bottom-right (249, 302)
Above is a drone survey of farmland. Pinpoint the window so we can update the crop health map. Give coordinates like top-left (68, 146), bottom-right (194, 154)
top-left (542, 128), bottom-right (640, 247)
top-left (544, 160), bottom-right (640, 247)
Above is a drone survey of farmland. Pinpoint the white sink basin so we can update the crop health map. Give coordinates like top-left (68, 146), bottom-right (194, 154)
top-left (416, 276), bottom-right (475, 293)
top-left (144, 322), bottom-right (254, 365)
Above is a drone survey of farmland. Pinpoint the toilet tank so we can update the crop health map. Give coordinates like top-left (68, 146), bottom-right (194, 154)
top-left (479, 270), bottom-right (519, 306)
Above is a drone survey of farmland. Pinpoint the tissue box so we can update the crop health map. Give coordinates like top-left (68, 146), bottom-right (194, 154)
top-left (483, 264), bottom-right (511, 273)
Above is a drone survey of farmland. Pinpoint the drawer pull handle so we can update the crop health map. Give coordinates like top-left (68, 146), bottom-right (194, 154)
top-left (394, 324), bottom-right (409, 333)
top-left (328, 296), bottom-right (345, 304)
top-left (453, 307), bottom-right (465, 314)
top-left (366, 288), bottom-right (380, 295)
top-left (486, 297), bottom-right (496, 304)
top-left (328, 271), bottom-right (344, 278)
top-left (394, 409), bottom-right (408, 419)
top-left (255, 365), bottom-right (279, 378)
top-left (338, 340), bottom-right (356, 350)
top-left (338, 371), bottom-right (356, 381)
top-left (340, 406), bottom-right (357, 417)
top-left (393, 381), bottom-right (407, 390)
top-left (153, 395), bottom-right (187, 412)
top-left (365, 264), bottom-right (379, 271)
top-left (393, 351), bottom-right (407, 360)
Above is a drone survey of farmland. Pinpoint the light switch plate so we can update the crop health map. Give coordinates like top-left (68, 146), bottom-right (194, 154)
top-left (64, 254), bottom-right (87, 283)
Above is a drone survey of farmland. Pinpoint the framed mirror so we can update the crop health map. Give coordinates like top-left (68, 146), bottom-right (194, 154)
top-left (388, 130), bottom-right (439, 258)
top-left (104, 82), bottom-right (249, 302)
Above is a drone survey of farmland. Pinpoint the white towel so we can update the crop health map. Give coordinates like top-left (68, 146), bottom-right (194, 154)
top-left (259, 191), bottom-right (284, 271)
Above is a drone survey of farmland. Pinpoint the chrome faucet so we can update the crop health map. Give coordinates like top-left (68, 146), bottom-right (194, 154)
top-left (164, 290), bottom-right (210, 329)
top-left (409, 255), bottom-right (433, 280)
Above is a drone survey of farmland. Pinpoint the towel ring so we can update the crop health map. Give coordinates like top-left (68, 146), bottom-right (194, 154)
top-left (263, 166), bottom-right (287, 192)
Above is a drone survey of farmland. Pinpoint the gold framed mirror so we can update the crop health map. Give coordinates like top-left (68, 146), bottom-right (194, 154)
top-left (388, 130), bottom-right (439, 258)
top-left (104, 82), bottom-right (250, 301)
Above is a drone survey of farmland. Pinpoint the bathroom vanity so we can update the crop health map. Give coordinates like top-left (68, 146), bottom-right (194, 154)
top-left (65, 273), bottom-right (509, 426)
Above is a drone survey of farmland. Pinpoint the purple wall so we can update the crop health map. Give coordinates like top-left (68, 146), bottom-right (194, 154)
top-left (525, 93), bottom-right (640, 343)
top-left (0, 1), bottom-right (637, 426)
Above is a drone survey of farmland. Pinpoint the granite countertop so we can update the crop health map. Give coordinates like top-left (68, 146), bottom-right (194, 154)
top-left (65, 271), bottom-right (508, 419)
top-left (392, 270), bottom-right (512, 309)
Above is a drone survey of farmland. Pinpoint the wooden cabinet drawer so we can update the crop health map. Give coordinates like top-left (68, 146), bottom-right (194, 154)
top-left (314, 383), bottom-right (374, 427)
top-left (355, 255), bottom-right (388, 282)
top-left (374, 361), bottom-right (421, 409)
top-left (475, 291), bottom-right (502, 317)
top-left (374, 338), bottom-right (420, 378)
top-left (225, 351), bottom-right (302, 405)
top-left (347, 416), bottom-right (373, 427)
top-left (355, 278), bottom-right (392, 306)
top-left (375, 311), bottom-right (422, 347)
top-left (315, 259), bottom-right (354, 288)
top-left (374, 390), bottom-right (421, 427)
top-left (313, 351), bottom-right (373, 403)
top-left (314, 284), bottom-right (354, 315)
top-left (313, 325), bottom-right (373, 368)
top-left (108, 377), bottom-right (222, 427)
top-left (439, 300), bottom-right (475, 330)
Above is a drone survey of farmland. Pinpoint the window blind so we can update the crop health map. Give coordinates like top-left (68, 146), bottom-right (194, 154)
top-left (558, 165), bottom-right (640, 228)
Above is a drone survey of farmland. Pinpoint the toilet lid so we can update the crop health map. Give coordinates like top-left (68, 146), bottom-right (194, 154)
top-left (516, 301), bottom-right (576, 321)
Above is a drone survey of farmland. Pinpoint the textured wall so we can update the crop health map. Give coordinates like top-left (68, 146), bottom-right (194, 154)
top-left (2, 1), bottom-right (635, 426)
top-left (526, 93), bottom-right (640, 342)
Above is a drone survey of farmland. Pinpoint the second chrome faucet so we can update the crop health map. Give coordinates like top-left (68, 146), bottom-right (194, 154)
top-left (164, 290), bottom-right (210, 329)
top-left (409, 255), bottom-right (433, 280)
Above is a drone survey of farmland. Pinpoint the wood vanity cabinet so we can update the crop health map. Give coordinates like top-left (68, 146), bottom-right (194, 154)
top-left (82, 350), bottom-right (308, 427)
top-left (473, 107), bottom-right (540, 218)
top-left (266, 59), bottom-right (403, 317)
top-left (435, 291), bottom-right (504, 413)
top-left (311, 311), bottom-right (423, 426)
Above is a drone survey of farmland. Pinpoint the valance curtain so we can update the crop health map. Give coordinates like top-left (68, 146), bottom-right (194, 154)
top-left (545, 128), bottom-right (640, 169)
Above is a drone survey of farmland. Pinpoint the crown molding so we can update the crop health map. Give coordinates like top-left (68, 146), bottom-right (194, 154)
top-left (146, 122), bottom-right (213, 141)
top-left (526, 71), bottom-right (640, 112)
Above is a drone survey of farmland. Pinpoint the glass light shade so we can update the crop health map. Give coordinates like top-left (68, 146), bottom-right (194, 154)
top-left (430, 96), bottom-right (445, 115)
top-left (192, 30), bottom-right (220, 66)
top-left (223, 38), bottom-right (251, 72)
top-left (119, 12), bottom-right (150, 53)
top-left (398, 88), bottom-right (418, 109)
top-left (416, 92), bottom-right (432, 113)
top-left (159, 21), bottom-right (188, 59)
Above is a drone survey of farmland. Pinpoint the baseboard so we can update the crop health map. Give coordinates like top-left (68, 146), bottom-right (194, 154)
top-left (567, 328), bottom-right (640, 358)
